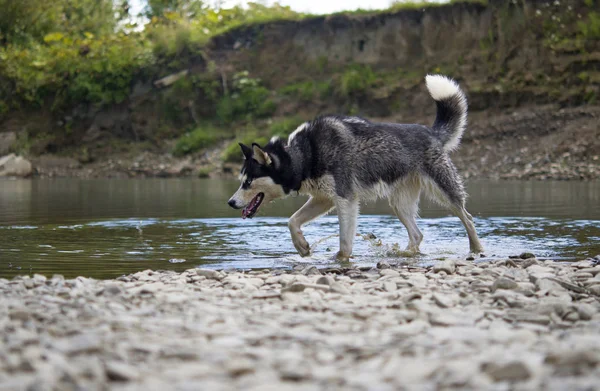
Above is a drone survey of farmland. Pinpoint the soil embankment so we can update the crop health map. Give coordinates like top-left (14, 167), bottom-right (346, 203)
top-left (1, 0), bottom-right (599, 180)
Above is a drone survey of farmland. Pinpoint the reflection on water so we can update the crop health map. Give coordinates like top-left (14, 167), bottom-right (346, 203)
top-left (0, 179), bottom-right (599, 279)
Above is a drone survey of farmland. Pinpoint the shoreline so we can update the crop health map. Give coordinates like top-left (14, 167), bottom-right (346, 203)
top-left (2, 256), bottom-right (600, 390)
top-left (2, 105), bottom-right (599, 182)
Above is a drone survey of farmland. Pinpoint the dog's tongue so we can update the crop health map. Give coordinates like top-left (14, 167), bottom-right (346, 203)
top-left (242, 194), bottom-right (261, 219)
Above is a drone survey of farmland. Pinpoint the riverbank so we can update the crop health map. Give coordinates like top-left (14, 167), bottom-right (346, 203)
top-left (3, 104), bottom-right (598, 181)
top-left (2, 255), bottom-right (600, 390)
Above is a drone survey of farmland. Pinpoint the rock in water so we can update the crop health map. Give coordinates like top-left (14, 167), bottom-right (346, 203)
top-left (0, 154), bottom-right (32, 177)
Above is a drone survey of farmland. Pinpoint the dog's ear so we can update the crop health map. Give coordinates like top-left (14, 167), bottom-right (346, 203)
top-left (239, 143), bottom-right (253, 160)
top-left (252, 143), bottom-right (272, 166)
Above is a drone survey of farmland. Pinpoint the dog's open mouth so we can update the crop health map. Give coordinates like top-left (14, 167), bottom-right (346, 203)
top-left (242, 193), bottom-right (264, 219)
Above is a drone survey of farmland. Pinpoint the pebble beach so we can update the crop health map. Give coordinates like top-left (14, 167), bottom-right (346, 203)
top-left (2, 256), bottom-right (600, 390)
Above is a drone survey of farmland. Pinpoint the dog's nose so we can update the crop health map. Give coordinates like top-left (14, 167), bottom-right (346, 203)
top-left (228, 199), bottom-right (237, 209)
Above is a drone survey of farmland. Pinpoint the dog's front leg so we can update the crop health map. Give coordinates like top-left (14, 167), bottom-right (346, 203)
top-left (288, 197), bottom-right (334, 257)
top-left (335, 197), bottom-right (359, 261)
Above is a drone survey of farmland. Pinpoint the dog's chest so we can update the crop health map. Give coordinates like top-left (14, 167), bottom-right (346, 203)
top-left (299, 175), bottom-right (337, 198)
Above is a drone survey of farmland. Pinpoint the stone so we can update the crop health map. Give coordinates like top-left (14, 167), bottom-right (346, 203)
top-left (225, 358), bottom-right (255, 377)
top-left (492, 277), bottom-right (519, 292)
top-left (376, 261), bottom-right (391, 269)
top-left (315, 276), bottom-right (332, 286)
top-left (57, 333), bottom-right (102, 355)
top-left (301, 265), bottom-right (321, 276)
top-left (102, 282), bottom-right (123, 296)
top-left (483, 361), bottom-right (531, 382)
top-left (196, 269), bottom-right (222, 280)
top-left (433, 260), bottom-right (456, 274)
top-left (432, 293), bottom-right (455, 308)
top-left (383, 281), bottom-right (397, 292)
top-left (330, 282), bottom-right (350, 295)
top-left (0, 132), bottom-right (17, 155)
top-left (589, 285), bottom-right (600, 296)
top-left (536, 278), bottom-right (565, 292)
top-left (0, 154), bottom-right (33, 177)
top-left (545, 350), bottom-right (600, 376)
top-left (105, 361), bottom-right (140, 381)
top-left (379, 269), bottom-right (399, 277)
top-left (520, 252), bottom-right (536, 259)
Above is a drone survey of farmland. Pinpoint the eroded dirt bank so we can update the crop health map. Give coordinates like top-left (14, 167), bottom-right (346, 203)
top-left (25, 104), bottom-right (600, 180)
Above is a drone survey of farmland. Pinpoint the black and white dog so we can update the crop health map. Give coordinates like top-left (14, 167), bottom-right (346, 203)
top-left (228, 75), bottom-right (483, 260)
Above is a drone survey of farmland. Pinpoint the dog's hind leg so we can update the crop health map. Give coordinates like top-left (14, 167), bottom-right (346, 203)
top-left (289, 197), bottom-right (334, 257)
top-left (424, 158), bottom-right (484, 254)
top-left (390, 182), bottom-right (423, 253)
top-left (335, 197), bottom-right (359, 261)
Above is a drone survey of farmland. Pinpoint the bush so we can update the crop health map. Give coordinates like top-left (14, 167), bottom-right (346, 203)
top-left (0, 32), bottom-right (152, 109)
top-left (578, 12), bottom-right (600, 39)
top-left (222, 133), bottom-right (270, 163)
top-left (215, 71), bottom-right (276, 123)
top-left (338, 64), bottom-right (378, 97)
top-left (172, 125), bottom-right (229, 156)
top-left (280, 81), bottom-right (332, 101)
top-left (268, 117), bottom-right (304, 138)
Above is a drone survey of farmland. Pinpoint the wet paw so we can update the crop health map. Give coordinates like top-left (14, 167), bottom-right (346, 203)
top-left (333, 251), bottom-right (352, 262)
top-left (467, 249), bottom-right (485, 260)
top-left (292, 232), bottom-right (311, 257)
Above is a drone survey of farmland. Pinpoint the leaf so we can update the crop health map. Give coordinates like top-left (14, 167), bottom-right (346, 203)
top-left (31, 60), bottom-right (47, 68)
top-left (43, 32), bottom-right (64, 43)
top-left (84, 32), bottom-right (95, 39)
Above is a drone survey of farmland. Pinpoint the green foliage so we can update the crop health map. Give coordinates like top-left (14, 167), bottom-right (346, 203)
top-left (280, 81), bottom-right (332, 101)
top-left (0, 1), bottom-right (302, 114)
top-left (222, 133), bottom-right (269, 163)
top-left (268, 117), bottom-right (304, 138)
top-left (172, 125), bottom-right (228, 156)
top-left (215, 71), bottom-right (275, 123)
top-left (220, 116), bottom-right (303, 163)
top-left (578, 12), bottom-right (600, 39)
top-left (338, 65), bottom-right (378, 97)
top-left (1, 32), bottom-right (152, 109)
top-left (0, 0), bottom-right (121, 45)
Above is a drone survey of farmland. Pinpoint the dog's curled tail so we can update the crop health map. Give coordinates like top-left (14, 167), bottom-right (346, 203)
top-left (425, 74), bottom-right (468, 153)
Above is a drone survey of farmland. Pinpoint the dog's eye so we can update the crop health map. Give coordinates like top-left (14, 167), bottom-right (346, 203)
top-left (244, 179), bottom-right (252, 187)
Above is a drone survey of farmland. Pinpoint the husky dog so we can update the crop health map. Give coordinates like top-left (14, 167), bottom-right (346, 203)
top-left (228, 75), bottom-right (484, 260)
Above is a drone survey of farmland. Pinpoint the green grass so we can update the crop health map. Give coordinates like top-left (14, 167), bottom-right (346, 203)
top-left (221, 116), bottom-right (304, 163)
top-left (172, 125), bottom-right (229, 157)
top-left (578, 12), bottom-right (600, 39)
top-left (338, 64), bottom-right (378, 97)
top-left (280, 81), bottom-right (332, 101)
top-left (222, 133), bottom-right (270, 163)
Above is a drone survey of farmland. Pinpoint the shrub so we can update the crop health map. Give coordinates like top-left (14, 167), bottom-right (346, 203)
top-left (172, 125), bottom-right (228, 156)
top-left (338, 64), bottom-right (378, 97)
top-left (221, 133), bottom-right (269, 163)
top-left (280, 81), bottom-right (332, 101)
top-left (215, 71), bottom-right (276, 123)
top-left (268, 117), bottom-right (304, 138)
top-left (578, 12), bottom-right (600, 39)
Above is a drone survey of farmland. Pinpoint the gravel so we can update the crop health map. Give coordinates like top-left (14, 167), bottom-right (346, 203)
top-left (1, 256), bottom-right (600, 390)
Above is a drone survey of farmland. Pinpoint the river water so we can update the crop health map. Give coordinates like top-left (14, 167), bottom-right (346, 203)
top-left (0, 179), bottom-right (598, 279)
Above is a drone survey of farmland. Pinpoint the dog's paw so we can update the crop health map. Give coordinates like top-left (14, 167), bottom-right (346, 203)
top-left (292, 232), bottom-right (311, 257)
top-left (333, 251), bottom-right (352, 262)
top-left (466, 249), bottom-right (486, 260)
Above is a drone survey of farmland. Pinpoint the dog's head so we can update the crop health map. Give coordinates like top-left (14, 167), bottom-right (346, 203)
top-left (227, 141), bottom-right (288, 218)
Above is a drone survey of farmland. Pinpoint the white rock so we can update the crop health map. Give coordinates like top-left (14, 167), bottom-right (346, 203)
top-left (0, 154), bottom-right (32, 177)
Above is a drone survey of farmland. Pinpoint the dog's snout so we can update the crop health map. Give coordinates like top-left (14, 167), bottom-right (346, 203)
top-left (228, 199), bottom-right (238, 209)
